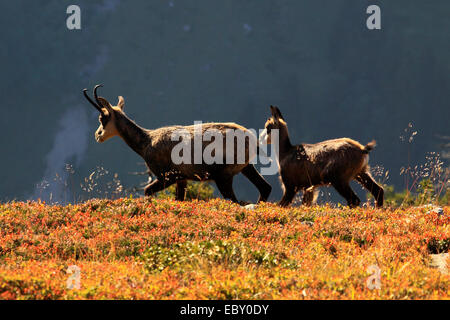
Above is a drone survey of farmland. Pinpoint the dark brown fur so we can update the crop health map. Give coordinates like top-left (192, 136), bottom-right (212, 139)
top-left (264, 106), bottom-right (383, 208)
top-left (83, 86), bottom-right (271, 204)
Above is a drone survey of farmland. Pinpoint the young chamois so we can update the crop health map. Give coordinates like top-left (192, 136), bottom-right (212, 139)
top-left (259, 106), bottom-right (384, 208)
top-left (82, 85), bottom-right (271, 204)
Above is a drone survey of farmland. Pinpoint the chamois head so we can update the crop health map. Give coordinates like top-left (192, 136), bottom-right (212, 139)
top-left (83, 85), bottom-right (125, 143)
top-left (259, 105), bottom-right (287, 145)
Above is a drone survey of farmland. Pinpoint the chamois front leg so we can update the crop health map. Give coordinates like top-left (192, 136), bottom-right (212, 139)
top-left (278, 185), bottom-right (296, 207)
top-left (175, 180), bottom-right (187, 201)
top-left (302, 187), bottom-right (318, 206)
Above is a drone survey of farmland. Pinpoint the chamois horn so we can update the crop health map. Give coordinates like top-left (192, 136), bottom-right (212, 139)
top-left (93, 84), bottom-right (113, 113)
top-left (83, 87), bottom-right (103, 113)
top-left (93, 84), bottom-right (104, 108)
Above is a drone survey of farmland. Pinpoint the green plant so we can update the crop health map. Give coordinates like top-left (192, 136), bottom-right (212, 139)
top-left (140, 240), bottom-right (293, 273)
top-left (380, 181), bottom-right (449, 208)
top-left (156, 181), bottom-right (215, 201)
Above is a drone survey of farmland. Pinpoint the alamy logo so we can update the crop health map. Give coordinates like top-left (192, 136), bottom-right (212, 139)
top-left (366, 264), bottom-right (381, 290)
top-left (170, 121), bottom-right (279, 175)
top-left (66, 265), bottom-right (81, 290)
top-left (366, 5), bottom-right (381, 30)
top-left (66, 5), bottom-right (81, 30)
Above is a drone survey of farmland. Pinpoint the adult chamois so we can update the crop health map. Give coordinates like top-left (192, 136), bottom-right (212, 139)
top-left (82, 85), bottom-right (271, 204)
top-left (259, 106), bottom-right (384, 208)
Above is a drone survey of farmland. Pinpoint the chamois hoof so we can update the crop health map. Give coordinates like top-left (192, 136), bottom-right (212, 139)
top-left (238, 200), bottom-right (251, 206)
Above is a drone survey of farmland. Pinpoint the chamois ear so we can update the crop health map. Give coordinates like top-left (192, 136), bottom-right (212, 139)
top-left (270, 105), bottom-right (284, 120)
top-left (270, 105), bottom-right (276, 117)
top-left (117, 96), bottom-right (125, 110)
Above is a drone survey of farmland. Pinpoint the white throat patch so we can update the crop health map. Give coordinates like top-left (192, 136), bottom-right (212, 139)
top-left (259, 128), bottom-right (268, 145)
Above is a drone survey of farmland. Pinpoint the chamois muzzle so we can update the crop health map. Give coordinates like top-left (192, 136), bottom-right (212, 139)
top-left (95, 131), bottom-right (105, 143)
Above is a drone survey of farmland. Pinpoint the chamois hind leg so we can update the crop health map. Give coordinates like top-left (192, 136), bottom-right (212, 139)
top-left (214, 176), bottom-right (239, 204)
top-left (332, 181), bottom-right (361, 208)
top-left (302, 187), bottom-right (318, 206)
top-left (278, 185), bottom-right (297, 207)
top-left (175, 180), bottom-right (187, 201)
top-left (356, 172), bottom-right (384, 207)
top-left (241, 164), bottom-right (272, 203)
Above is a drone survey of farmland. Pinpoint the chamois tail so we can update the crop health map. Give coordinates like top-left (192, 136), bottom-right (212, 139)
top-left (363, 140), bottom-right (377, 154)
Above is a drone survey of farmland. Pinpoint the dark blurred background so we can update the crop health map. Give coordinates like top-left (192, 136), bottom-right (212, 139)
top-left (0, 0), bottom-right (448, 204)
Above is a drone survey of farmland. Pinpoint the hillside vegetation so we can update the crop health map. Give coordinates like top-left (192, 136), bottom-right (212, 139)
top-left (0, 198), bottom-right (448, 299)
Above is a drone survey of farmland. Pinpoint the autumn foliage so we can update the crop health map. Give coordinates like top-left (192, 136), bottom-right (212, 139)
top-left (0, 198), bottom-right (448, 299)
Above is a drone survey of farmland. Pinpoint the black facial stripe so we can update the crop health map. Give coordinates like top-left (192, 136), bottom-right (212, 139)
top-left (100, 115), bottom-right (110, 126)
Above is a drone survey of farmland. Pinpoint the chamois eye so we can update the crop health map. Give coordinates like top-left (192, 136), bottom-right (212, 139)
top-left (100, 116), bottom-right (109, 126)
